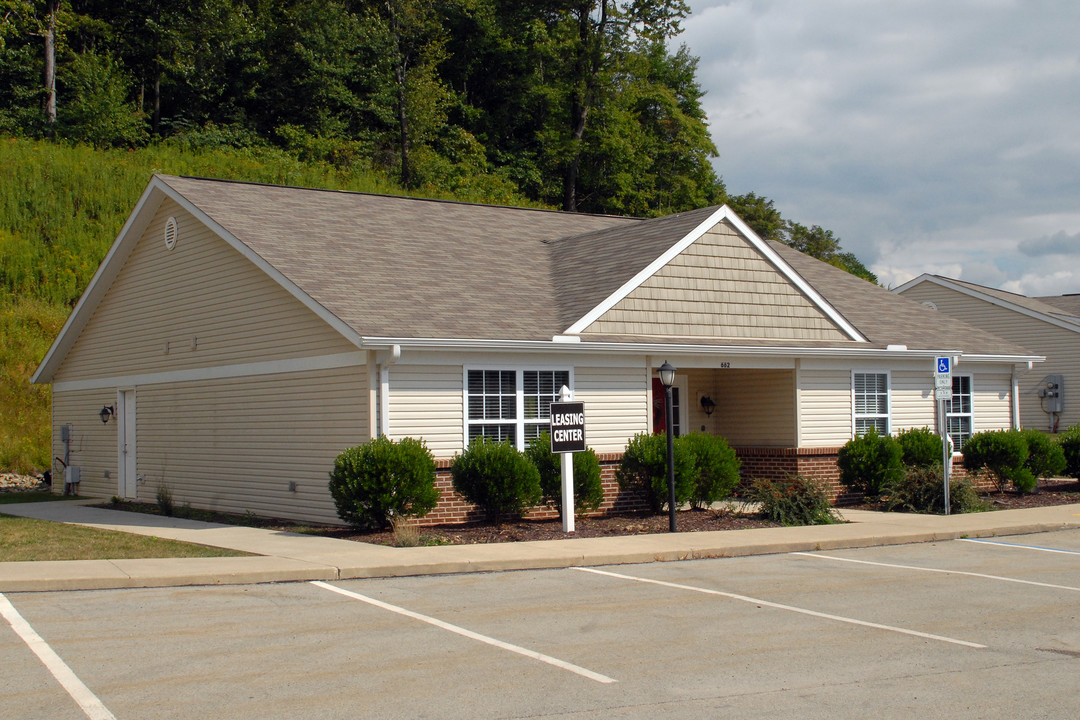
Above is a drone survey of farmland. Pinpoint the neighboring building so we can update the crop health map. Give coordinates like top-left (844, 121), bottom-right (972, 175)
top-left (895, 275), bottom-right (1079, 434)
top-left (33, 176), bottom-right (1039, 523)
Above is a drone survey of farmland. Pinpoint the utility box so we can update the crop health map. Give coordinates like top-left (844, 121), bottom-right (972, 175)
top-left (1038, 375), bottom-right (1065, 414)
top-left (63, 465), bottom-right (81, 489)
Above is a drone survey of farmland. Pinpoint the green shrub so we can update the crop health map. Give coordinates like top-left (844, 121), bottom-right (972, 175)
top-left (748, 475), bottom-right (840, 526)
top-left (897, 427), bottom-right (943, 469)
top-left (879, 466), bottom-right (984, 514)
top-left (1020, 429), bottom-right (1066, 484)
top-left (328, 437), bottom-right (439, 530)
top-left (962, 429), bottom-right (1032, 493)
top-left (1060, 425), bottom-right (1080, 479)
top-left (451, 438), bottom-right (542, 523)
top-left (155, 483), bottom-right (174, 517)
top-left (525, 432), bottom-right (604, 519)
top-left (680, 432), bottom-right (741, 509)
top-left (615, 432), bottom-right (696, 513)
top-left (836, 427), bottom-right (904, 500)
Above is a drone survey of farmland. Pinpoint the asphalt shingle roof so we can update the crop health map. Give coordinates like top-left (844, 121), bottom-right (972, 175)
top-left (158, 176), bottom-right (1040, 357)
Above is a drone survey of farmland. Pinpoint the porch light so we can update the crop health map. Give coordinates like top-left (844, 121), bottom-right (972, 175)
top-left (700, 396), bottom-right (716, 417)
top-left (99, 405), bottom-right (115, 424)
top-left (658, 362), bottom-right (677, 532)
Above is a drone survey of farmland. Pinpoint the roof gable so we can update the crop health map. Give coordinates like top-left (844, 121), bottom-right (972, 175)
top-left (894, 274), bottom-right (1080, 336)
top-left (572, 217), bottom-right (853, 342)
top-left (557, 205), bottom-right (865, 341)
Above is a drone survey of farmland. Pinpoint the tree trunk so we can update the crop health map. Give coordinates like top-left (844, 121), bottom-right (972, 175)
top-left (388, 1), bottom-right (411, 188)
top-left (44, 0), bottom-right (60, 131)
top-left (153, 74), bottom-right (162, 136)
top-left (562, 1), bottom-right (607, 212)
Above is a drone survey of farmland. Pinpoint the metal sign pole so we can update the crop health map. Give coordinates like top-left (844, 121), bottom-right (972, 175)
top-left (940, 398), bottom-right (951, 515)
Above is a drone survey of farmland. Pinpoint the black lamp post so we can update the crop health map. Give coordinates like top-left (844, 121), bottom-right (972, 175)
top-left (658, 361), bottom-right (677, 532)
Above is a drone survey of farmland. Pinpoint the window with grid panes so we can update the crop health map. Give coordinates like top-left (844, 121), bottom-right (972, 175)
top-left (945, 375), bottom-right (972, 453)
top-left (853, 372), bottom-right (889, 436)
top-left (466, 369), bottom-right (570, 449)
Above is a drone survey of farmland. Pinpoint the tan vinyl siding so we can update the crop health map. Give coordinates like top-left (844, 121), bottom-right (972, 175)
top-left (972, 371), bottom-right (1013, 432)
top-left (575, 364), bottom-right (649, 452)
top-left (51, 389), bottom-right (124, 497)
top-left (900, 282), bottom-right (1080, 428)
top-left (891, 369), bottom-right (936, 431)
top-left (691, 368), bottom-right (796, 446)
top-left (798, 368), bottom-right (854, 446)
top-left (388, 364), bottom-right (464, 457)
top-left (127, 366), bottom-right (368, 524)
top-left (54, 199), bottom-right (355, 383)
top-left (585, 222), bottom-right (848, 341)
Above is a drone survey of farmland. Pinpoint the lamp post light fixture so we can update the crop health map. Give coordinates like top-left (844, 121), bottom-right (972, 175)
top-left (658, 361), bottom-right (677, 533)
top-left (99, 405), bottom-right (115, 424)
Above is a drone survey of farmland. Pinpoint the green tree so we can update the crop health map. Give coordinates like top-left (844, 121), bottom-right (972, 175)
top-left (55, 51), bottom-right (147, 146)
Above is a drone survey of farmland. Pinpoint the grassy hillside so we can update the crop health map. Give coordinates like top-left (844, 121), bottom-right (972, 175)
top-left (0, 137), bottom-right (537, 473)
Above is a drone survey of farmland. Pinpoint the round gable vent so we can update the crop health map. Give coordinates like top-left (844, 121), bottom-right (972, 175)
top-left (921, 301), bottom-right (938, 311)
top-left (164, 216), bottom-right (179, 250)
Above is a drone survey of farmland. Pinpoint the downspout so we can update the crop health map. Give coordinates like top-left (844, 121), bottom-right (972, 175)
top-left (1010, 364), bottom-right (1025, 429)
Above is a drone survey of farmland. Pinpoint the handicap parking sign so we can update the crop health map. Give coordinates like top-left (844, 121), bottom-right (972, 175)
top-left (936, 357), bottom-right (950, 375)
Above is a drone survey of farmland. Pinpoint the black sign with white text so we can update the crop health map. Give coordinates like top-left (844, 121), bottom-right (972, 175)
top-left (549, 401), bottom-right (586, 453)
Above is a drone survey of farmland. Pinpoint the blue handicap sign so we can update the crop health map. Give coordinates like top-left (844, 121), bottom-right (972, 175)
top-left (936, 357), bottom-right (950, 374)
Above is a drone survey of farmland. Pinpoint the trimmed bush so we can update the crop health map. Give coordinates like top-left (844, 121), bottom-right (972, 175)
top-left (680, 432), bottom-right (741, 509)
top-left (748, 475), bottom-right (840, 526)
top-left (897, 427), bottom-right (943, 469)
top-left (836, 427), bottom-right (904, 500)
top-left (451, 438), bottom-right (542, 523)
top-left (329, 437), bottom-right (439, 530)
top-left (879, 466), bottom-right (984, 514)
top-left (616, 432), bottom-right (696, 513)
top-left (525, 432), bottom-right (604, 519)
top-left (1021, 429), bottom-right (1066, 484)
top-left (962, 429), bottom-right (1032, 493)
top-left (1060, 424), bottom-right (1080, 479)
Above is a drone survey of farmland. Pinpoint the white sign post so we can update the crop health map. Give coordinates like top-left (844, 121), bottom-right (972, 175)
top-left (935, 357), bottom-right (952, 515)
top-left (550, 386), bottom-right (586, 533)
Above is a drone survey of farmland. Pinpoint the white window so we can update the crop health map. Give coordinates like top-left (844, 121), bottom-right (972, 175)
top-left (466, 368), bottom-right (571, 449)
top-left (945, 375), bottom-right (973, 453)
top-left (853, 372), bottom-right (889, 436)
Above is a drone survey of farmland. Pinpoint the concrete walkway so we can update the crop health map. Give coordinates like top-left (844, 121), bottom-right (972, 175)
top-left (3, 499), bottom-right (1080, 592)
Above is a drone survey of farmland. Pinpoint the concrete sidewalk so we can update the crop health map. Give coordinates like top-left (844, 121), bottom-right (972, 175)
top-left (3, 499), bottom-right (1080, 592)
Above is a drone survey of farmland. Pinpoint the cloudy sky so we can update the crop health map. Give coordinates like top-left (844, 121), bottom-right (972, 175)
top-left (682, 0), bottom-right (1080, 295)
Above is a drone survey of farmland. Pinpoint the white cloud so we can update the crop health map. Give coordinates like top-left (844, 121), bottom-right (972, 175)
top-left (683, 0), bottom-right (1080, 296)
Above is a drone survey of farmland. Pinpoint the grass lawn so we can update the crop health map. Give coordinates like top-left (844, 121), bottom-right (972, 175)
top-left (0, 512), bottom-right (249, 562)
top-left (0, 491), bottom-right (76, 505)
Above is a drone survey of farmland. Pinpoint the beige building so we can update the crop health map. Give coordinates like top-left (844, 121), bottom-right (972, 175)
top-left (895, 275), bottom-right (1079, 434)
top-left (34, 176), bottom-right (1039, 523)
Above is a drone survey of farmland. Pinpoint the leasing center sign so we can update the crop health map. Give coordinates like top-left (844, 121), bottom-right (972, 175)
top-left (549, 402), bottom-right (586, 453)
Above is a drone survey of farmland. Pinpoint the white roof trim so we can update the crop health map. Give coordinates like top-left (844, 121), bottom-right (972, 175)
top-left (894, 274), bottom-right (1080, 335)
top-left (358, 335), bottom-right (1043, 363)
top-left (33, 175), bottom-right (365, 384)
top-left (562, 205), bottom-right (867, 342)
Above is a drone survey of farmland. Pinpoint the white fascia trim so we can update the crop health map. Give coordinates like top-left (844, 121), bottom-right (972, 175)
top-left (956, 353), bottom-right (1045, 365)
top-left (561, 205), bottom-right (867, 342)
top-left (160, 178), bottom-right (366, 349)
top-left (51, 351), bottom-right (365, 393)
top-left (32, 181), bottom-right (164, 384)
top-left (362, 335), bottom-right (1013, 362)
top-left (896, 275), bottom-right (1080, 335)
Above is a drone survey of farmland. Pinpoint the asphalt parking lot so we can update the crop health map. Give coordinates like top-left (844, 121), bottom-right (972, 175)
top-left (4, 530), bottom-right (1080, 720)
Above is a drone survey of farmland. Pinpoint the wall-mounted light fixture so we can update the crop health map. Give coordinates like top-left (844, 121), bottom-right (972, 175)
top-left (99, 405), bottom-right (115, 424)
top-left (700, 396), bottom-right (716, 417)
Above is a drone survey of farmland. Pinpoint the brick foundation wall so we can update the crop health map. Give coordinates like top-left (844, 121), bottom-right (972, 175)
top-left (414, 455), bottom-right (650, 528)
top-left (411, 448), bottom-right (988, 526)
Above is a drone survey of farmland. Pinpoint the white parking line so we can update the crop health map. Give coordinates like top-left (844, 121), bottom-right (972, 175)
top-left (0, 593), bottom-right (117, 720)
top-left (959, 538), bottom-right (1080, 555)
top-left (310, 581), bottom-right (617, 684)
top-left (573, 567), bottom-right (986, 649)
top-left (794, 552), bottom-right (1080, 593)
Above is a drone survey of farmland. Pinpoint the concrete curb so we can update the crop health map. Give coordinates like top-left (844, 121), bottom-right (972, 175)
top-left (2, 500), bottom-right (1079, 592)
